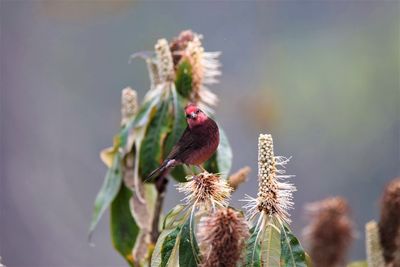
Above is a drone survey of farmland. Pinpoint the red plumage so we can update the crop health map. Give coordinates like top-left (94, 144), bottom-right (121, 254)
top-left (146, 104), bottom-right (220, 181)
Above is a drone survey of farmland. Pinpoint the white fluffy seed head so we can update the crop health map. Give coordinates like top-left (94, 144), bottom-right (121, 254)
top-left (177, 172), bottom-right (232, 211)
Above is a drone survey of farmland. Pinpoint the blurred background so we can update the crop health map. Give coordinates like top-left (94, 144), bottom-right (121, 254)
top-left (1, 1), bottom-right (399, 266)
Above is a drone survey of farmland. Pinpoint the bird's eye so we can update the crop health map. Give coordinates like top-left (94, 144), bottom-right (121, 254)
top-left (195, 110), bottom-right (200, 114)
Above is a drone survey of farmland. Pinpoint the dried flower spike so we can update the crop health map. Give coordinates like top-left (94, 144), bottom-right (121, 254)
top-left (177, 172), bottom-right (232, 211)
top-left (171, 30), bottom-right (221, 108)
top-left (198, 208), bottom-right (249, 267)
top-left (304, 197), bottom-right (354, 267)
top-left (379, 177), bottom-right (400, 266)
top-left (155, 38), bottom-right (175, 82)
top-left (228, 166), bottom-right (251, 191)
top-left (366, 221), bottom-right (385, 267)
top-left (121, 87), bottom-right (138, 126)
top-left (242, 134), bottom-right (295, 224)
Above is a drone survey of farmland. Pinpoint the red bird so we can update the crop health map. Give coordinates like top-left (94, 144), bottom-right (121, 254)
top-left (146, 103), bottom-right (220, 181)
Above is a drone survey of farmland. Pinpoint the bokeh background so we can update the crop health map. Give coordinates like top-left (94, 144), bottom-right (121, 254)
top-left (1, 1), bottom-right (399, 266)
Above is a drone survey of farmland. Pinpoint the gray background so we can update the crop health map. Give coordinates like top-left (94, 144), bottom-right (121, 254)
top-left (1, 1), bottom-right (399, 266)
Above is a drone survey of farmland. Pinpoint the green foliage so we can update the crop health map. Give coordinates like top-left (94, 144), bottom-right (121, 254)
top-left (246, 226), bottom-right (262, 267)
top-left (280, 224), bottom-right (307, 267)
top-left (179, 214), bottom-right (200, 267)
top-left (204, 127), bottom-right (232, 179)
top-left (347, 261), bottom-right (368, 267)
top-left (161, 227), bottom-right (181, 267)
top-left (139, 100), bottom-right (171, 179)
top-left (89, 153), bottom-right (122, 240)
top-left (152, 206), bottom-right (201, 267)
top-left (175, 59), bottom-right (193, 98)
top-left (261, 223), bottom-right (281, 266)
top-left (111, 184), bottom-right (139, 267)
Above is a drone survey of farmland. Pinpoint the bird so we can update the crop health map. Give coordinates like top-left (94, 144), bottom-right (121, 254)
top-left (146, 103), bottom-right (220, 181)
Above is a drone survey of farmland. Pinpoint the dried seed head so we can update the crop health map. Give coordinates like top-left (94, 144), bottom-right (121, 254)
top-left (184, 34), bottom-right (220, 107)
top-left (379, 177), bottom-right (400, 265)
top-left (243, 134), bottom-right (295, 224)
top-left (228, 166), bottom-right (251, 191)
top-left (121, 87), bottom-right (138, 126)
top-left (304, 197), bottom-right (354, 267)
top-left (170, 30), bottom-right (195, 65)
top-left (170, 30), bottom-right (220, 108)
top-left (198, 208), bottom-right (249, 267)
top-left (155, 38), bottom-right (175, 82)
top-left (177, 172), bottom-right (232, 211)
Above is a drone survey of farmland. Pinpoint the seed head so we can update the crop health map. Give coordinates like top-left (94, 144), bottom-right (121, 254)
top-left (366, 221), bottom-right (385, 267)
top-left (379, 177), bottom-right (400, 265)
top-left (170, 30), bottom-right (220, 109)
top-left (228, 166), bottom-right (251, 191)
top-left (198, 208), bottom-right (249, 267)
top-left (177, 172), bottom-right (232, 211)
top-left (155, 38), bottom-right (175, 82)
top-left (304, 197), bottom-right (354, 267)
top-left (121, 87), bottom-right (138, 126)
top-left (243, 134), bottom-right (295, 224)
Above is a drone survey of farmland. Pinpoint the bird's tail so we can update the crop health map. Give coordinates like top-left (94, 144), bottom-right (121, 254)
top-left (145, 159), bottom-right (176, 182)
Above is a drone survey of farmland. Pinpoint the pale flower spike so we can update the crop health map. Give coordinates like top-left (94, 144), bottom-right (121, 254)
top-left (184, 34), bottom-right (221, 108)
top-left (121, 87), bottom-right (138, 126)
top-left (155, 38), bottom-right (175, 83)
top-left (242, 134), bottom-right (296, 224)
top-left (177, 172), bottom-right (232, 211)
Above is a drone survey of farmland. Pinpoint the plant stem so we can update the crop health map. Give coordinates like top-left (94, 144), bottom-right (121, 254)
top-left (151, 176), bottom-right (168, 243)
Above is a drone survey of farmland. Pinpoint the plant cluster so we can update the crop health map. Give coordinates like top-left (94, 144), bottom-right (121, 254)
top-left (89, 30), bottom-right (400, 267)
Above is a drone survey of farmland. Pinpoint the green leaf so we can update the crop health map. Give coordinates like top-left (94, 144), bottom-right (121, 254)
top-left (120, 94), bottom-right (160, 148)
top-left (280, 224), bottom-right (307, 267)
top-left (89, 153), bottom-right (122, 240)
top-left (347, 261), bottom-right (368, 267)
top-left (179, 213), bottom-right (200, 267)
top-left (204, 126), bottom-right (232, 179)
top-left (261, 222), bottom-right (281, 267)
top-left (161, 227), bottom-right (181, 267)
top-left (164, 86), bottom-right (187, 158)
top-left (110, 183), bottom-right (139, 267)
top-left (164, 87), bottom-right (188, 182)
top-left (140, 100), bottom-right (171, 179)
top-left (246, 226), bottom-right (261, 267)
top-left (151, 228), bottom-right (175, 267)
top-left (163, 204), bottom-right (186, 229)
top-left (175, 59), bottom-right (193, 98)
top-left (216, 127), bottom-right (232, 179)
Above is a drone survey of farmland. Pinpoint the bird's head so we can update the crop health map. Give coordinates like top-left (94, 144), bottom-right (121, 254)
top-left (185, 103), bottom-right (208, 128)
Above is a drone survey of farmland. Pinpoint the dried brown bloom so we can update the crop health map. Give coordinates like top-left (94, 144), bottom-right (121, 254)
top-left (170, 30), bottom-right (195, 65)
top-left (169, 30), bottom-right (220, 109)
top-left (177, 172), bottom-right (231, 211)
top-left (228, 166), bottom-right (251, 191)
top-left (198, 208), bottom-right (249, 267)
top-left (304, 197), bottom-right (353, 267)
top-left (379, 177), bottom-right (400, 266)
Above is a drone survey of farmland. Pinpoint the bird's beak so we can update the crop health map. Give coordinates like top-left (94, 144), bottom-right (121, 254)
top-left (190, 112), bottom-right (197, 119)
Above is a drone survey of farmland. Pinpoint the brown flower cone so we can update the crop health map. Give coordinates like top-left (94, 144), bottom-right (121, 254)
top-left (198, 208), bottom-right (249, 267)
top-left (379, 177), bottom-right (400, 266)
top-left (305, 197), bottom-right (353, 267)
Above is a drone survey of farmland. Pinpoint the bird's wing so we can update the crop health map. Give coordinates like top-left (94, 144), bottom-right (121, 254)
top-left (166, 126), bottom-right (197, 161)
